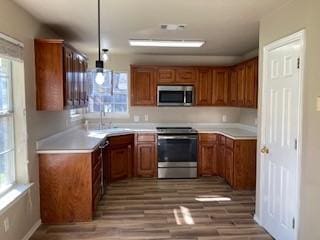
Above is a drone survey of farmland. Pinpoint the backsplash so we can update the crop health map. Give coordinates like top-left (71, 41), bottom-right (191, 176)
top-left (86, 106), bottom-right (241, 124)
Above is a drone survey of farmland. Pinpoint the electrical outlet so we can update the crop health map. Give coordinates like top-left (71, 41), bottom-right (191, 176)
top-left (4, 217), bottom-right (9, 232)
top-left (317, 97), bottom-right (320, 112)
top-left (144, 114), bottom-right (149, 122)
top-left (133, 115), bottom-right (140, 122)
top-left (222, 115), bottom-right (227, 123)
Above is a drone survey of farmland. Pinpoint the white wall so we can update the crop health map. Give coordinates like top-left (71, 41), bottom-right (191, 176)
top-left (0, 0), bottom-right (79, 239)
top-left (257, 0), bottom-right (320, 239)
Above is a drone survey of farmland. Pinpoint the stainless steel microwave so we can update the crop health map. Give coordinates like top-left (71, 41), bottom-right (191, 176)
top-left (157, 86), bottom-right (194, 106)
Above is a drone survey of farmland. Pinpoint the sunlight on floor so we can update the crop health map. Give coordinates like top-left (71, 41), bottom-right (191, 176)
top-left (173, 206), bottom-right (195, 225)
top-left (195, 195), bottom-right (231, 202)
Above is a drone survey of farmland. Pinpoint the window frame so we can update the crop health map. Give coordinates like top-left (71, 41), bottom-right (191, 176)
top-left (87, 71), bottom-right (129, 118)
top-left (0, 57), bottom-right (16, 195)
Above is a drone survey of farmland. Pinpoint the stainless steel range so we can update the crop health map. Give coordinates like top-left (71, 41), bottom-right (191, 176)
top-left (157, 127), bottom-right (198, 179)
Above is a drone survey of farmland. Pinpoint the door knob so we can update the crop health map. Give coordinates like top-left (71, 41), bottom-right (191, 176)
top-left (261, 146), bottom-right (270, 154)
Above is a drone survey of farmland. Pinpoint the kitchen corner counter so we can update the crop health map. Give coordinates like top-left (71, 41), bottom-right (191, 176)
top-left (36, 124), bottom-right (257, 154)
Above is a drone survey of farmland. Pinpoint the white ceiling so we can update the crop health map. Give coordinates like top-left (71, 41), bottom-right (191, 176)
top-left (14, 0), bottom-right (289, 56)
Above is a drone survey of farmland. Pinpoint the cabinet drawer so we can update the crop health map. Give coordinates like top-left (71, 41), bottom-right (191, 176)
top-left (109, 134), bottom-right (134, 146)
top-left (225, 138), bottom-right (234, 149)
top-left (136, 133), bottom-right (156, 142)
top-left (199, 133), bottom-right (217, 143)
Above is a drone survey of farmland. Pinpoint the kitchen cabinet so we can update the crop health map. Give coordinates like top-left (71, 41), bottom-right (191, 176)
top-left (212, 68), bottom-right (229, 106)
top-left (131, 58), bottom-right (258, 108)
top-left (35, 39), bottom-right (88, 111)
top-left (236, 58), bottom-right (258, 108)
top-left (217, 135), bottom-right (226, 178)
top-left (135, 133), bottom-right (157, 177)
top-left (229, 68), bottom-right (238, 106)
top-left (39, 147), bottom-right (102, 224)
top-left (158, 67), bottom-right (176, 84)
top-left (224, 139), bottom-right (234, 185)
top-left (131, 66), bottom-right (157, 106)
top-left (105, 134), bottom-right (134, 183)
top-left (244, 58), bottom-right (258, 108)
top-left (176, 68), bottom-right (197, 84)
top-left (198, 134), bottom-right (218, 176)
top-left (196, 68), bottom-right (212, 105)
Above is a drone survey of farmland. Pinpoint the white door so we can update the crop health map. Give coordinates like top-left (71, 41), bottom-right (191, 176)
top-left (261, 32), bottom-right (304, 240)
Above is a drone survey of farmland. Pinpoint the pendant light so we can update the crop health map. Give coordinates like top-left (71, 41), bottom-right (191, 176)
top-left (95, 0), bottom-right (104, 85)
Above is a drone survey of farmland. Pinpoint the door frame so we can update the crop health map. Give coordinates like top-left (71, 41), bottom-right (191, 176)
top-left (258, 30), bottom-right (306, 240)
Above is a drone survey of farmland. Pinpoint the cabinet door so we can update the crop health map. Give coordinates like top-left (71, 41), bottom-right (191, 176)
top-left (136, 143), bottom-right (156, 177)
top-left (109, 147), bottom-right (129, 182)
top-left (244, 58), bottom-right (258, 108)
top-left (212, 69), bottom-right (229, 105)
top-left (198, 143), bottom-right (217, 176)
top-left (83, 60), bottom-right (89, 105)
top-left (217, 136), bottom-right (226, 178)
top-left (64, 47), bottom-right (74, 107)
top-left (176, 68), bottom-right (197, 84)
top-left (78, 57), bottom-right (87, 106)
top-left (236, 64), bottom-right (246, 107)
top-left (131, 67), bottom-right (156, 106)
top-left (229, 69), bottom-right (238, 106)
top-left (158, 68), bottom-right (175, 84)
top-left (225, 148), bottom-right (234, 185)
top-left (196, 68), bottom-right (212, 105)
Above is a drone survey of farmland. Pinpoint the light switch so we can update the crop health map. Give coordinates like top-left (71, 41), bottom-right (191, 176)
top-left (317, 97), bottom-right (320, 112)
top-left (144, 114), bottom-right (149, 122)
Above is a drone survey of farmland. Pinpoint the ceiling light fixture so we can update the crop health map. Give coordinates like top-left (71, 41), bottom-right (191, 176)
top-left (94, 0), bottom-right (104, 85)
top-left (102, 49), bottom-right (109, 62)
top-left (129, 39), bottom-right (205, 48)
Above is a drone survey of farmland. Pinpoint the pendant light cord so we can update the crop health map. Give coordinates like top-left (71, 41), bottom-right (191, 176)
top-left (98, 0), bottom-right (101, 61)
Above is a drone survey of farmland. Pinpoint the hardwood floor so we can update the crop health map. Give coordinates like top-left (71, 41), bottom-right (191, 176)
top-left (31, 177), bottom-right (272, 240)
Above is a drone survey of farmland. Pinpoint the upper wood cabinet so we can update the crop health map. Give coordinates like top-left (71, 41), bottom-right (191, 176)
top-left (175, 68), bottom-right (197, 84)
top-left (244, 58), bottom-right (258, 108)
top-left (196, 68), bottom-right (212, 105)
top-left (157, 67), bottom-right (197, 85)
top-left (131, 66), bottom-right (157, 106)
top-left (130, 58), bottom-right (258, 108)
top-left (229, 68), bottom-right (238, 106)
top-left (158, 67), bottom-right (176, 84)
top-left (35, 39), bottom-right (88, 111)
top-left (212, 68), bottom-right (229, 106)
top-left (236, 64), bottom-right (246, 107)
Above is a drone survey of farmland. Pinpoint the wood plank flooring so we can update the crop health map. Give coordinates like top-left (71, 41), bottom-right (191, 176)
top-left (30, 177), bottom-right (272, 240)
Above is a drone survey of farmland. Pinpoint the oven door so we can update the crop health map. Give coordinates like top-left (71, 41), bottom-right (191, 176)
top-left (157, 135), bottom-right (197, 167)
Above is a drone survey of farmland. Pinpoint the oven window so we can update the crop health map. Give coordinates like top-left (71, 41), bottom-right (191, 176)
top-left (158, 138), bottom-right (197, 162)
top-left (159, 91), bottom-right (184, 103)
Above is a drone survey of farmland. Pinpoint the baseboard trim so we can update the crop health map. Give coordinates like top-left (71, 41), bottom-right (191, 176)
top-left (22, 219), bottom-right (41, 240)
top-left (254, 214), bottom-right (262, 225)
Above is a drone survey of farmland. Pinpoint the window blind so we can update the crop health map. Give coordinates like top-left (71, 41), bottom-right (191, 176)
top-left (0, 33), bottom-right (24, 61)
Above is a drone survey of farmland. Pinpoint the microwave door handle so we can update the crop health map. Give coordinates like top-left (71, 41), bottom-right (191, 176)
top-left (184, 90), bottom-right (187, 105)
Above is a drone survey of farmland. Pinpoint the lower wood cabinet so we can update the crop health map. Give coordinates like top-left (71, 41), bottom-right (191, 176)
top-left (198, 134), bottom-right (218, 176)
top-left (39, 147), bottom-right (102, 224)
top-left (105, 134), bottom-right (134, 184)
top-left (135, 133), bottom-right (157, 177)
top-left (198, 133), bottom-right (257, 190)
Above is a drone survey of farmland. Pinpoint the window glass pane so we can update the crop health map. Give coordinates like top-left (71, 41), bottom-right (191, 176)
top-left (88, 71), bottom-right (128, 114)
top-left (0, 150), bottom-right (15, 191)
top-left (0, 58), bottom-right (12, 113)
top-left (0, 116), bottom-right (14, 153)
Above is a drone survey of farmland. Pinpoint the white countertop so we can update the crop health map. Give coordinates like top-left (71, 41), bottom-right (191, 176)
top-left (36, 123), bottom-right (257, 154)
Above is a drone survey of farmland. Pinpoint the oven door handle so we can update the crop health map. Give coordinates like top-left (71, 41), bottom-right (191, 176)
top-left (157, 135), bottom-right (197, 140)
